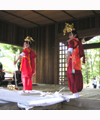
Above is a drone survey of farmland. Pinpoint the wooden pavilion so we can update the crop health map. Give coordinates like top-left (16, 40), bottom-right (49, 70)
top-left (0, 10), bottom-right (100, 85)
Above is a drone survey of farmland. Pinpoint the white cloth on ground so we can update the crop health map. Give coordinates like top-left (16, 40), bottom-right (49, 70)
top-left (0, 88), bottom-right (70, 110)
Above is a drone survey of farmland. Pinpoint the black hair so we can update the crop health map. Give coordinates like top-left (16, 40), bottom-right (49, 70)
top-left (69, 30), bottom-right (79, 40)
top-left (25, 41), bottom-right (32, 46)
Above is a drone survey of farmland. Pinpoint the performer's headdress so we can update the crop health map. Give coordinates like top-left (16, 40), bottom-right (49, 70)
top-left (63, 23), bottom-right (75, 35)
top-left (24, 36), bottom-right (34, 43)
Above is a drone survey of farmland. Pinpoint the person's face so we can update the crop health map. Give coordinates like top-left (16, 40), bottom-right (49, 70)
top-left (23, 42), bottom-right (29, 49)
top-left (69, 33), bottom-right (76, 39)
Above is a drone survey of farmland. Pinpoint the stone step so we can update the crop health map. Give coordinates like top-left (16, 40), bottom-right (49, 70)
top-left (0, 102), bottom-right (61, 110)
top-left (61, 98), bottom-right (100, 110)
top-left (1, 98), bottom-right (100, 110)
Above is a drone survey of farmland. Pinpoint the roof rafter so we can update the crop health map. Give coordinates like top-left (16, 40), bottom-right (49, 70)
top-left (1, 10), bottom-right (40, 26)
top-left (62, 10), bottom-right (76, 19)
top-left (92, 10), bottom-right (98, 15)
top-left (31, 10), bottom-right (57, 23)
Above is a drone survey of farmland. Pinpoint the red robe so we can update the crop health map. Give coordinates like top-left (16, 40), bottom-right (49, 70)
top-left (67, 38), bottom-right (83, 93)
top-left (20, 47), bottom-right (37, 90)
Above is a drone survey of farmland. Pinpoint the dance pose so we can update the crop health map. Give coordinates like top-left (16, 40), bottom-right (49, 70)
top-left (63, 23), bottom-right (85, 98)
top-left (14, 36), bottom-right (37, 91)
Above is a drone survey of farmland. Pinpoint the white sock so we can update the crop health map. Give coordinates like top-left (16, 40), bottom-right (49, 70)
top-left (73, 93), bottom-right (79, 98)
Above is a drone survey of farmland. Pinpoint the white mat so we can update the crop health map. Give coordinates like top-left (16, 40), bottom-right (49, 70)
top-left (0, 88), bottom-right (70, 110)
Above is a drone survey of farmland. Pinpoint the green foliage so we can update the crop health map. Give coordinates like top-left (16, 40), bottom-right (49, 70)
top-left (0, 43), bottom-right (22, 72)
top-left (82, 36), bottom-right (100, 84)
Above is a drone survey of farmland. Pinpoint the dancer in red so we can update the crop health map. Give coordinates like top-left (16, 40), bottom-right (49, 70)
top-left (14, 36), bottom-right (37, 91)
top-left (63, 23), bottom-right (85, 98)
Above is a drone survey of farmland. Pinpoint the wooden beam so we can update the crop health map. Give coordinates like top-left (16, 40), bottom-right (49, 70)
top-left (31, 10), bottom-right (57, 23)
top-left (1, 10), bottom-right (40, 26)
top-left (92, 10), bottom-right (98, 15)
top-left (79, 37), bottom-right (93, 42)
top-left (77, 27), bottom-right (100, 38)
top-left (62, 10), bottom-right (76, 19)
top-left (83, 42), bottom-right (100, 49)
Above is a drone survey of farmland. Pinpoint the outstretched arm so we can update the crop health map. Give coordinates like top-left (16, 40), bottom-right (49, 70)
top-left (14, 52), bottom-right (25, 65)
top-left (14, 55), bottom-right (22, 65)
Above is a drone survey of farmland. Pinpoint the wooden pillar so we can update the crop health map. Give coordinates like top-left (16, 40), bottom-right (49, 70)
top-left (40, 27), bottom-right (44, 83)
top-left (31, 28), bottom-right (37, 83)
top-left (44, 25), bottom-right (49, 84)
top-left (36, 27), bottom-right (41, 83)
top-left (95, 15), bottom-right (99, 28)
top-left (54, 23), bottom-right (59, 85)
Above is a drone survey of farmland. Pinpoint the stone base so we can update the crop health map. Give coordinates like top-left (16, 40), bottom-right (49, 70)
top-left (30, 103), bottom-right (61, 110)
top-left (61, 98), bottom-right (100, 110)
top-left (0, 102), bottom-right (61, 110)
top-left (0, 103), bottom-right (20, 110)
top-left (1, 98), bottom-right (100, 110)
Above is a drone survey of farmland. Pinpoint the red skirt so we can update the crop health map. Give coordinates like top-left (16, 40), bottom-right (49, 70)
top-left (67, 58), bottom-right (83, 93)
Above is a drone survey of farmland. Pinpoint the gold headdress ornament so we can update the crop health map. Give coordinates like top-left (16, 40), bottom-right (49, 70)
top-left (63, 23), bottom-right (75, 35)
top-left (24, 36), bottom-right (34, 42)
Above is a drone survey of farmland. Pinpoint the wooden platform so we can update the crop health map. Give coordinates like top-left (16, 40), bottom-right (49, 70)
top-left (0, 84), bottom-right (100, 110)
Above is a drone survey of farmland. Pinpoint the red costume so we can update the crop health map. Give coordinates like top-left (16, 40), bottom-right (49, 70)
top-left (20, 47), bottom-right (37, 90)
top-left (67, 38), bottom-right (83, 93)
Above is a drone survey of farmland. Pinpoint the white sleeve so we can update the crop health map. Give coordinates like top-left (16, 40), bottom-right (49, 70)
top-left (68, 48), bottom-right (73, 54)
top-left (20, 52), bottom-right (25, 57)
